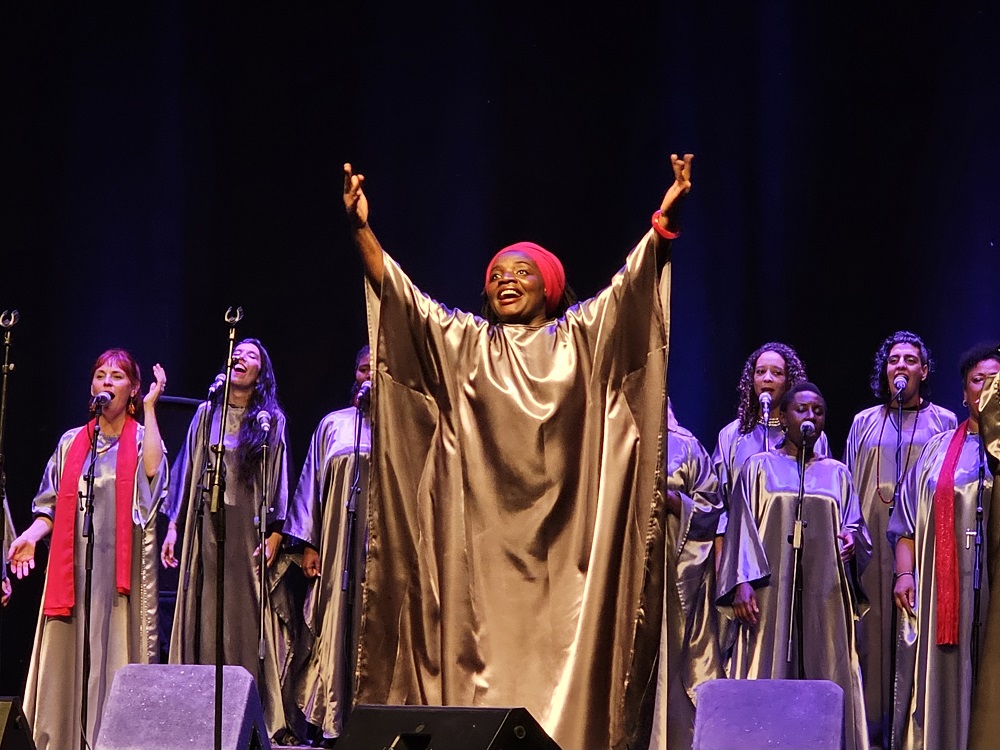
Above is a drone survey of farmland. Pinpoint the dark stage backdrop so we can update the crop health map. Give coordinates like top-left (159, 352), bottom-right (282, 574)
top-left (1, 3), bottom-right (997, 695)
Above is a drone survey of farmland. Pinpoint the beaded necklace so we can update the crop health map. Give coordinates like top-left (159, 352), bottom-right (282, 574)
top-left (875, 404), bottom-right (920, 506)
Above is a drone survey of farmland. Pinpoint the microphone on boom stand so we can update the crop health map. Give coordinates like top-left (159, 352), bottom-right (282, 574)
top-left (760, 391), bottom-right (772, 451)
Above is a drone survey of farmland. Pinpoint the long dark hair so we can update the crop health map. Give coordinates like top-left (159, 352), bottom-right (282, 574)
top-left (231, 337), bottom-right (284, 486)
top-left (735, 342), bottom-right (809, 434)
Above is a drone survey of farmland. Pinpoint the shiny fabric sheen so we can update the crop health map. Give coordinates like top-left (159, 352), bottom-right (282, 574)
top-left (842, 402), bottom-right (956, 746)
top-left (717, 451), bottom-right (872, 750)
top-left (23, 425), bottom-right (167, 750)
top-left (358, 230), bottom-right (669, 750)
top-left (647, 422), bottom-right (724, 750)
top-left (283, 406), bottom-right (370, 740)
top-left (887, 430), bottom-right (990, 750)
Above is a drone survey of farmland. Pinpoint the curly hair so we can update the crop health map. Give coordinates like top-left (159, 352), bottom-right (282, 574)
top-left (230, 337), bottom-right (284, 486)
top-left (736, 342), bottom-right (809, 434)
top-left (958, 341), bottom-right (1000, 383)
top-left (480, 285), bottom-right (579, 325)
top-left (869, 331), bottom-right (933, 401)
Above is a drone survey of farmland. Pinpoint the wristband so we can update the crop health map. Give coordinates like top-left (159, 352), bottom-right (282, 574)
top-left (651, 210), bottom-right (680, 240)
top-left (893, 570), bottom-right (914, 581)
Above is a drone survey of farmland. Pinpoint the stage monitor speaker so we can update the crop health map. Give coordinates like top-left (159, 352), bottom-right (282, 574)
top-left (0, 697), bottom-right (35, 750)
top-left (693, 679), bottom-right (844, 750)
top-left (94, 664), bottom-right (270, 750)
top-left (336, 705), bottom-right (563, 750)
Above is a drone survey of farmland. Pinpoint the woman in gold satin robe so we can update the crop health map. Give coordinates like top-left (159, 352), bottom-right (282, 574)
top-left (342, 153), bottom-right (691, 750)
top-left (889, 342), bottom-right (999, 750)
top-left (718, 381), bottom-right (871, 750)
top-left (7, 349), bottom-right (168, 750)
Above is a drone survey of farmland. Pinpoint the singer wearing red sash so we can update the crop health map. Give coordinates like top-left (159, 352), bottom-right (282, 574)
top-left (7, 348), bottom-right (168, 749)
top-left (843, 331), bottom-right (956, 749)
top-left (888, 342), bottom-right (999, 750)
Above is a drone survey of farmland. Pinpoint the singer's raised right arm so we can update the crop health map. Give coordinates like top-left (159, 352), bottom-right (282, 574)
top-left (344, 162), bottom-right (384, 288)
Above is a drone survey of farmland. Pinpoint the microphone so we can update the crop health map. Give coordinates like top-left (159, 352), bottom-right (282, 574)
top-left (801, 420), bottom-right (816, 437)
top-left (355, 380), bottom-right (372, 411)
top-left (91, 391), bottom-right (113, 410)
top-left (207, 372), bottom-right (226, 400)
top-left (891, 375), bottom-right (908, 402)
top-left (759, 391), bottom-right (772, 423)
top-left (256, 410), bottom-right (272, 433)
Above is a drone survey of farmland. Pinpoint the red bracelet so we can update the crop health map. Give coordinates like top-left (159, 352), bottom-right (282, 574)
top-left (651, 210), bottom-right (680, 240)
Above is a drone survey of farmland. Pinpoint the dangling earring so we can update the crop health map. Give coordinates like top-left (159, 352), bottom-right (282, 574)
top-left (128, 401), bottom-right (136, 415)
top-left (962, 399), bottom-right (968, 407)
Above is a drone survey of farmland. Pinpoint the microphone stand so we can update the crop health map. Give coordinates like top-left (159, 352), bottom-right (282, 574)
top-left (80, 397), bottom-right (106, 750)
top-left (761, 395), bottom-right (771, 453)
top-left (257, 419), bottom-right (270, 666)
top-left (207, 306), bottom-right (243, 750)
top-left (340, 393), bottom-right (368, 728)
top-left (185, 390), bottom-right (221, 664)
top-left (887, 390), bottom-right (904, 750)
top-left (0, 309), bottom-right (18, 680)
top-left (786, 431), bottom-right (809, 679)
top-left (972, 435), bottom-right (987, 688)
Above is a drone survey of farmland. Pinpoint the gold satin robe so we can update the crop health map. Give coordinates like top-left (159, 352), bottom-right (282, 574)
top-left (357, 229), bottom-right (670, 750)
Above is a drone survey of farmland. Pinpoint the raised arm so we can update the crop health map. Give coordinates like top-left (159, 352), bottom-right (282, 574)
top-left (344, 162), bottom-right (385, 288)
top-left (142, 363), bottom-right (167, 479)
top-left (652, 153), bottom-right (693, 247)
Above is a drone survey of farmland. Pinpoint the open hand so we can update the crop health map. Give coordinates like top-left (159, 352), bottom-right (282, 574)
top-left (343, 163), bottom-right (369, 228)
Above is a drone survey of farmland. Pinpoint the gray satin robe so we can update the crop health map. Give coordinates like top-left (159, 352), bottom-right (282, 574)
top-left (648, 420), bottom-right (724, 750)
top-left (164, 402), bottom-right (293, 739)
top-left (843, 402), bottom-right (956, 745)
top-left (283, 406), bottom-right (370, 740)
top-left (717, 449), bottom-right (872, 750)
top-left (971, 371), bottom-right (1000, 746)
top-left (712, 419), bottom-right (830, 535)
top-left (359, 229), bottom-right (670, 750)
top-left (2, 498), bottom-right (13, 584)
top-left (23, 425), bottom-right (167, 750)
top-left (887, 427), bottom-right (990, 750)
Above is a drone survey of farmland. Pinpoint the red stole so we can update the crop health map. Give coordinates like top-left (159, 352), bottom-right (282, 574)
top-left (934, 419), bottom-right (968, 645)
top-left (43, 417), bottom-right (140, 617)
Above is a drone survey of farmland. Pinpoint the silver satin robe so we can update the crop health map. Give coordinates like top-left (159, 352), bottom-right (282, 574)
top-left (647, 418), bottom-right (724, 750)
top-left (2, 498), bottom-right (13, 584)
top-left (359, 229), bottom-right (670, 750)
top-left (717, 449), bottom-right (872, 750)
top-left (164, 402), bottom-right (294, 740)
top-left (888, 428), bottom-right (991, 750)
top-left (843, 402), bottom-right (956, 745)
top-left (970, 370), bottom-right (1000, 747)
top-left (23, 425), bottom-right (167, 750)
top-left (712, 419), bottom-right (830, 535)
top-left (283, 406), bottom-right (370, 740)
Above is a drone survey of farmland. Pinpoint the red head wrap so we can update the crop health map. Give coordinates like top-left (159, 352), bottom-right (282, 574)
top-left (484, 241), bottom-right (566, 316)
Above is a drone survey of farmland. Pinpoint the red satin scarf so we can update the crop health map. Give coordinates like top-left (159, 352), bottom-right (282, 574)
top-left (43, 417), bottom-right (139, 617)
top-left (934, 419), bottom-right (969, 645)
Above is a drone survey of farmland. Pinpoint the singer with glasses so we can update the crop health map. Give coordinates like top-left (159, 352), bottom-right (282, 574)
top-left (159, 337), bottom-right (297, 743)
top-left (343, 153), bottom-right (689, 750)
top-left (717, 381), bottom-right (872, 750)
top-left (711, 343), bottom-right (829, 562)
top-left (842, 330), bottom-right (956, 749)
top-left (282, 344), bottom-right (372, 747)
top-left (887, 342), bottom-right (998, 750)
top-left (7, 348), bottom-right (168, 749)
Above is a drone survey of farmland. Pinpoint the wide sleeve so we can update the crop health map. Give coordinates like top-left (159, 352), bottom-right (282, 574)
top-left (264, 411), bottom-right (291, 527)
top-left (886, 439), bottom-right (930, 551)
top-left (284, 417), bottom-right (329, 548)
top-left (716, 458), bottom-right (771, 604)
top-left (838, 465), bottom-right (872, 583)
top-left (31, 428), bottom-right (79, 522)
top-left (674, 435), bottom-right (723, 551)
top-left (134, 424), bottom-right (168, 528)
top-left (842, 413), bottom-right (864, 473)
